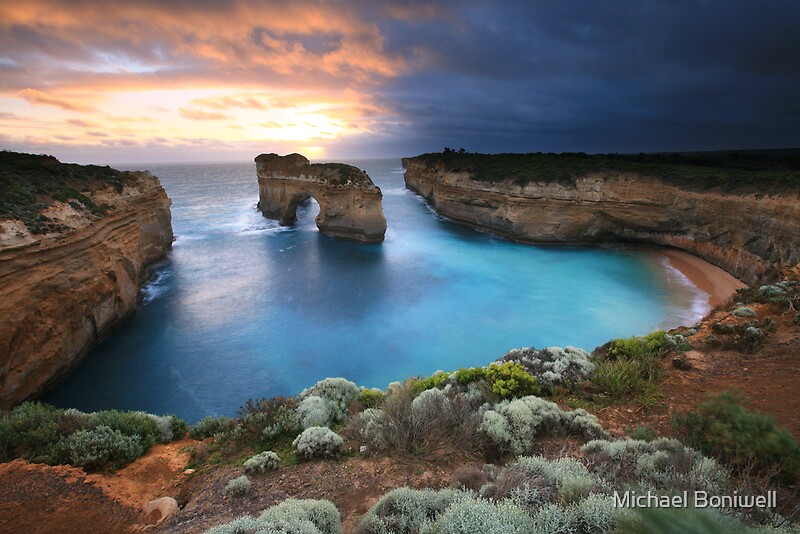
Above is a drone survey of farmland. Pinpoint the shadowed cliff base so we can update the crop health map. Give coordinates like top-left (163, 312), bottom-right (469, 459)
top-left (403, 150), bottom-right (800, 285)
top-left (255, 153), bottom-right (387, 243)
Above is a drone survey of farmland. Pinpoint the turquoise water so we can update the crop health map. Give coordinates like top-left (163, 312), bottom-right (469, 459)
top-left (44, 159), bottom-right (707, 422)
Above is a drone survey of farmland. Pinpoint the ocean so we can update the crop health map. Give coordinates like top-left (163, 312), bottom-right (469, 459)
top-left (44, 159), bottom-right (708, 422)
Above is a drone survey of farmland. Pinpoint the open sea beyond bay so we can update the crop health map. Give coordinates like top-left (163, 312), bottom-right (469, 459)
top-left (44, 159), bottom-right (708, 422)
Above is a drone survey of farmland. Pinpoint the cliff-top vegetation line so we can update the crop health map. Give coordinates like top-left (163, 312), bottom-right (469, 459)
top-left (410, 149), bottom-right (800, 192)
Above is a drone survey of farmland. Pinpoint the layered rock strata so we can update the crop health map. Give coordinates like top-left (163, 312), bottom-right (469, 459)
top-left (256, 153), bottom-right (387, 243)
top-left (0, 172), bottom-right (173, 408)
top-left (403, 157), bottom-right (800, 285)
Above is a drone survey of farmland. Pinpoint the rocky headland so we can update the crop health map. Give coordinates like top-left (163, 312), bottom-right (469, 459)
top-left (0, 152), bottom-right (173, 408)
top-left (403, 152), bottom-right (800, 285)
top-left (256, 153), bottom-right (387, 243)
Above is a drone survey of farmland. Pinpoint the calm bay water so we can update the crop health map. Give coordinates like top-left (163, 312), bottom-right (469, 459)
top-left (44, 159), bottom-right (707, 422)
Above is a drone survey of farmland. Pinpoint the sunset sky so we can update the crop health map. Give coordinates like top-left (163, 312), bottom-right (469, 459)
top-left (1, 0), bottom-right (799, 163)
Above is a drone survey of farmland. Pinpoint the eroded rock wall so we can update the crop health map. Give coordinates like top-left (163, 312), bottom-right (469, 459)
top-left (403, 158), bottom-right (800, 285)
top-left (0, 173), bottom-right (173, 408)
top-left (256, 153), bottom-right (387, 243)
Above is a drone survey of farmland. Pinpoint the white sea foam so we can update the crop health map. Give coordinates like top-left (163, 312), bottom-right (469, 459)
top-left (141, 269), bottom-right (171, 304)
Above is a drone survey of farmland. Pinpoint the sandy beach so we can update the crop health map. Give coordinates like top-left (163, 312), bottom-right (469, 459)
top-left (656, 248), bottom-right (747, 309)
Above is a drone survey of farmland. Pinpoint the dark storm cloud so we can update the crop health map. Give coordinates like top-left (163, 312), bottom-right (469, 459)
top-left (360, 0), bottom-right (800, 155)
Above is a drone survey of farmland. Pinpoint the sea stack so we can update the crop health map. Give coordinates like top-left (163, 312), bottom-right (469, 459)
top-left (255, 153), bottom-right (387, 243)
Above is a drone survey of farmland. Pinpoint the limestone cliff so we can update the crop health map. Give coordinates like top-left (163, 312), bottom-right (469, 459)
top-left (0, 155), bottom-right (173, 408)
top-left (256, 153), bottom-right (387, 243)
top-left (403, 155), bottom-right (800, 285)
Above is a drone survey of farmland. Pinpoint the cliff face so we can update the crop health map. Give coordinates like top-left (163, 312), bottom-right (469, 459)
top-left (256, 153), bottom-right (387, 243)
top-left (0, 171), bottom-right (173, 408)
top-left (403, 157), bottom-right (800, 285)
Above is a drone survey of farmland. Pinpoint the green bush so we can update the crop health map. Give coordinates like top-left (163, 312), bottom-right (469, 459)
top-left (672, 391), bottom-right (800, 483)
top-left (454, 367), bottom-right (487, 385)
top-left (485, 362), bottom-right (540, 399)
top-left (360, 388), bottom-right (384, 409)
top-left (593, 331), bottom-right (665, 400)
top-left (7, 402), bottom-right (63, 462)
top-left (190, 416), bottom-right (234, 440)
top-left (89, 410), bottom-right (160, 449)
top-left (414, 371), bottom-right (451, 393)
top-left (66, 425), bottom-right (143, 471)
top-left (356, 487), bottom-right (466, 534)
top-left (421, 496), bottom-right (535, 533)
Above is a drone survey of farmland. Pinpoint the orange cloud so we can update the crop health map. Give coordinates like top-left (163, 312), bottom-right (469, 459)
top-left (19, 89), bottom-right (97, 112)
top-left (179, 108), bottom-right (231, 121)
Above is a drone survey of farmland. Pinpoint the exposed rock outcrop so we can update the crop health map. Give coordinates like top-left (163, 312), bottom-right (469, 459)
top-left (403, 156), bottom-right (800, 285)
top-left (0, 166), bottom-right (173, 408)
top-left (256, 153), bottom-right (386, 243)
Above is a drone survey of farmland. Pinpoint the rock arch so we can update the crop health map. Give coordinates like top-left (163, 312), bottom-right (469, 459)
top-left (256, 153), bottom-right (387, 243)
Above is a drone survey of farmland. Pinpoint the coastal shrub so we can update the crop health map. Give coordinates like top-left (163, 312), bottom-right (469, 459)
top-left (454, 367), bottom-right (487, 385)
top-left (485, 361), bottom-right (540, 399)
top-left (237, 396), bottom-right (299, 442)
top-left (733, 306), bottom-right (757, 318)
top-left (581, 437), bottom-right (727, 495)
top-left (348, 381), bottom-right (485, 456)
top-left (147, 414), bottom-right (186, 443)
top-left (626, 425), bottom-right (658, 441)
top-left (501, 346), bottom-right (594, 391)
top-left (618, 507), bottom-right (774, 534)
top-left (206, 498), bottom-right (342, 534)
top-left (224, 475), bottom-right (251, 497)
top-left (513, 456), bottom-right (600, 503)
top-left (66, 425), bottom-right (143, 471)
top-left (354, 408), bottom-right (390, 450)
top-left (259, 499), bottom-right (342, 534)
top-left (413, 371), bottom-right (451, 393)
top-left (480, 396), bottom-right (606, 454)
top-left (421, 496), bottom-right (535, 534)
top-left (6, 402), bottom-right (63, 463)
top-left (672, 391), bottom-right (800, 483)
top-left (533, 494), bottom-right (622, 534)
top-left (243, 450), bottom-right (281, 473)
top-left (411, 389), bottom-right (452, 431)
top-left (190, 416), bottom-right (234, 440)
top-left (293, 427), bottom-right (343, 459)
top-left (90, 410), bottom-right (161, 449)
top-left (299, 378), bottom-right (360, 421)
top-left (356, 487), bottom-right (466, 534)
top-left (593, 331), bottom-right (666, 400)
top-left (360, 388), bottom-right (384, 409)
top-left (297, 395), bottom-right (335, 429)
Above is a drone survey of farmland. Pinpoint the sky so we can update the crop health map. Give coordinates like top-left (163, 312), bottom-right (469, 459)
top-left (1, 0), bottom-right (799, 164)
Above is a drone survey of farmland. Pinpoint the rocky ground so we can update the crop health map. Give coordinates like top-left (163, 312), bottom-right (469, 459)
top-left (0, 298), bottom-right (798, 534)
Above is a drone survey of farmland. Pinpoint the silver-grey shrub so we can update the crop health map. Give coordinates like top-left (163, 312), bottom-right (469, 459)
top-left (293, 427), bottom-right (343, 459)
top-left (356, 408), bottom-right (391, 450)
top-left (581, 437), bottom-right (727, 495)
top-left (514, 456), bottom-right (601, 504)
top-left (66, 425), bottom-right (143, 471)
top-left (411, 389), bottom-right (452, 432)
top-left (502, 346), bottom-right (594, 391)
top-left (480, 396), bottom-right (607, 454)
top-left (533, 493), bottom-right (623, 534)
top-left (420, 496), bottom-right (535, 534)
top-left (356, 487), bottom-right (467, 534)
top-left (205, 499), bottom-right (342, 534)
top-left (224, 475), bottom-right (251, 497)
top-left (299, 378), bottom-right (360, 422)
top-left (297, 396), bottom-right (335, 429)
top-left (243, 450), bottom-right (281, 474)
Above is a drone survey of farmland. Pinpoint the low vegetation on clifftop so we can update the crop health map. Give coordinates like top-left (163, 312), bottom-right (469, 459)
top-left (408, 149), bottom-right (800, 192)
top-left (0, 151), bottom-right (136, 234)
